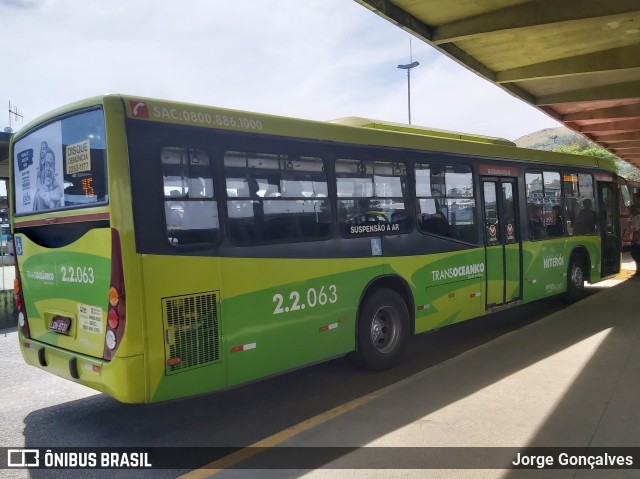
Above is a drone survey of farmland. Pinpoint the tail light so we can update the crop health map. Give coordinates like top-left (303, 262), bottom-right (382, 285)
top-left (103, 229), bottom-right (126, 360)
top-left (14, 255), bottom-right (31, 339)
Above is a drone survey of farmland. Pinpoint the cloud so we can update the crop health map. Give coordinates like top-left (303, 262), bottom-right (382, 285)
top-left (0, 0), bottom-right (42, 8)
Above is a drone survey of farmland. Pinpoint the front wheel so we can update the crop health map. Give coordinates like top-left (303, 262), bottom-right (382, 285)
top-left (565, 254), bottom-right (587, 302)
top-left (350, 288), bottom-right (409, 371)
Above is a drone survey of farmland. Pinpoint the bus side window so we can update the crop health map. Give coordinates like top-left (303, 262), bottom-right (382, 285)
top-left (224, 151), bottom-right (331, 245)
top-left (569, 173), bottom-right (596, 236)
top-left (161, 147), bottom-right (219, 246)
top-left (415, 163), bottom-right (476, 243)
top-left (335, 159), bottom-right (410, 237)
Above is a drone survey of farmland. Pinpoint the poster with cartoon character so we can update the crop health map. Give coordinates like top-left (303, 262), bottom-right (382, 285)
top-left (13, 121), bottom-right (65, 214)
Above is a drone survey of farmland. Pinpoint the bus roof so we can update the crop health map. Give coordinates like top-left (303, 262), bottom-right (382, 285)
top-left (329, 117), bottom-right (516, 147)
top-left (12, 94), bottom-right (619, 175)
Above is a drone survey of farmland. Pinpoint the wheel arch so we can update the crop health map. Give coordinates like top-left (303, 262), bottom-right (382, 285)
top-left (569, 245), bottom-right (592, 282)
top-left (356, 275), bottom-right (415, 342)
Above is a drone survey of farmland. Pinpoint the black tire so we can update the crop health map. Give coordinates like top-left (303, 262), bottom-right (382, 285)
top-left (565, 253), bottom-right (587, 303)
top-left (350, 288), bottom-right (409, 371)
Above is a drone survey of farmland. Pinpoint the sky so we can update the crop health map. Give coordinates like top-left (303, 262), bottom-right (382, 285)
top-left (0, 0), bottom-right (563, 141)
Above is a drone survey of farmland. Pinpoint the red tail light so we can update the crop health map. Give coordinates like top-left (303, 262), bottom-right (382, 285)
top-left (103, 229), bottom-right (126, 360)
top-left (15, 294), bottom-right (23, 311)
top-left (13, 258), bottom-right (31, 339)
top-left (107, 307), bottom-right (119, 329)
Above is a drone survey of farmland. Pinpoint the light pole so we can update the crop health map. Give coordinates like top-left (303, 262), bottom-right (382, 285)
top-left (397, 60), bottom-right (419, 124)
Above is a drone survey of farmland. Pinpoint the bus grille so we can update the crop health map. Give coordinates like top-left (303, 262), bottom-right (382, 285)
top-left (163, 292), bottom-right (220, 374)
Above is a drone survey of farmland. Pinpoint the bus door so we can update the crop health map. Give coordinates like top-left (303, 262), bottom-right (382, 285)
top-left (482, 177), bottom-right (522, 307)
top-left (597, 179), bottom-right (621, 276)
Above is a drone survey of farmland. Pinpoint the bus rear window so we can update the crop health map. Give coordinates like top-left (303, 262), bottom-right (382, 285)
top-left (13, 108), bottom-right (108, 215)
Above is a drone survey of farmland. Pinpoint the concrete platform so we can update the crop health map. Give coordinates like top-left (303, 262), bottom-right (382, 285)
top-left (296, 282), bottom-right (635, 475)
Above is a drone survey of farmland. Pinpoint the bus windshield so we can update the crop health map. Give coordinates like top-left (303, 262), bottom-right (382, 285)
top-left (12, 108), bottom-right (108, 215)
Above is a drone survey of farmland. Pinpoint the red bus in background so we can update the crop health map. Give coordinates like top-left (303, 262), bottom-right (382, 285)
top-left (621, 179), bottom-right (640, 250)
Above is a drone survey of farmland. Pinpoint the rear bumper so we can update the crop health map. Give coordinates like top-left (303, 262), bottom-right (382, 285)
top-left (19, 334), bottom-right (147, 403)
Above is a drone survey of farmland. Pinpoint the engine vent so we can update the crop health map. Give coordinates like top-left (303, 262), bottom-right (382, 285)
top-left (163, 292), bottom-right (220, 375)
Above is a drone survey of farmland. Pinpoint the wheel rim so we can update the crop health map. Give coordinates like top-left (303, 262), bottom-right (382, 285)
top-left (370, 306), bottom-right (400, 354)
top-left (571, 263), bottom-right (584, 290)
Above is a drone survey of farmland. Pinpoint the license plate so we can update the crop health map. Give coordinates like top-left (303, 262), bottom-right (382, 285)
top-left (49, 316), bottom-right (72, 334)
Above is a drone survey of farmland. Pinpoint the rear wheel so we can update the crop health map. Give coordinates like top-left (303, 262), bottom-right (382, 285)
top-left (350, 288), bottom-right (409, 371)
top-left (565, 254), bottom-right (586, 302)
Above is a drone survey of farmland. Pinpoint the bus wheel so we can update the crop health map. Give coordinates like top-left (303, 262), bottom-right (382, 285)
top-left (351, 288), bottom-right (409, 371)
top-left (565, 254), bottom-right (586, 302)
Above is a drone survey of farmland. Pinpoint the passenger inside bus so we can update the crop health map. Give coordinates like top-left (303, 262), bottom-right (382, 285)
top-left (528, 203), bottom-right (544, 240)
top-left (576, 199), bottom-right (597, 234)
top-left (565, 197), bottom-right (579, 235)
top-left (420, 200), bottom-right (451, 237)
top-left (547, 204), bottom-right (564, 237)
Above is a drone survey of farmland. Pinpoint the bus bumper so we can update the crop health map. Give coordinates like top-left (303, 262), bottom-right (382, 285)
top-left (19, 336), bottom-right (146, 404)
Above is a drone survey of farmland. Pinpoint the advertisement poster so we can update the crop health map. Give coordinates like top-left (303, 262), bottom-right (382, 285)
top-left (14, 121), bottom-right (65, 214)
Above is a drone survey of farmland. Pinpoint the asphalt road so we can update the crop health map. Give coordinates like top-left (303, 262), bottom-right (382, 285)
top-left (0, 288), bottom-right (606, 479)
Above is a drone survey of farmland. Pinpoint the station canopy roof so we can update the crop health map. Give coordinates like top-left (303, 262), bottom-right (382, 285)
top-left (355, 0), bottom-right (640, 169)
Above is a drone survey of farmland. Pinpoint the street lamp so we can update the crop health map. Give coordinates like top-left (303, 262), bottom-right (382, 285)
top-left (397, 60), bottom-right (419, 124)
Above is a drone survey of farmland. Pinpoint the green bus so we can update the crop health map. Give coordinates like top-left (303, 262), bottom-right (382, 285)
top-left (10, 95), bottom-right (622, 403)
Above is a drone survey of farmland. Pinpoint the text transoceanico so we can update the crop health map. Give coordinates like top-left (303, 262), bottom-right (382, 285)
top-left (432, 262), bottom-right (485, 282)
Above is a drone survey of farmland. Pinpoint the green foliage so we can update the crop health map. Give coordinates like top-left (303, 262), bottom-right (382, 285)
top-left (553, 142), bottom-right (640, 181)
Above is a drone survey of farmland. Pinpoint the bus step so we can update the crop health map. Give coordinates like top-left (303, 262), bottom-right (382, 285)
top-left (487, 300), bottom-right (522, 313)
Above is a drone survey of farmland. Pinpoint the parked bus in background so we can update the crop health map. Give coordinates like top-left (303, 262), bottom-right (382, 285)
top-left (10, 95), bottom-right (622, 403)
top-left (0, 223), bottom-right (12, 255)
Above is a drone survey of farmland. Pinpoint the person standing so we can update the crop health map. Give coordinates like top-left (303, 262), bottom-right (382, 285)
top-left (629, 192), bottom-right (640, 278)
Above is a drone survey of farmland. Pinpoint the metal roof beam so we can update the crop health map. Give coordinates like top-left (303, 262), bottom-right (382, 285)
top-left (612, 147), bottom-right (640, 153)
top-left (354, 1), bottom-right (534, 102)
top-left (353, 0), bottom-right (434, 40)
top-left (537, 81), bottom-right (640, 105)
top-left (432, 0), bottom-right (640, 45)
top-left (593, 132), bottom-right (640, 142)
top-left (576, 119), bottom-right (640, 133)
top-left (497, 45), bottom-right (640, 83)
top-left (563, 104), bottom-right (640, 121)
top-left (603, 142), bottom-right (640, 150)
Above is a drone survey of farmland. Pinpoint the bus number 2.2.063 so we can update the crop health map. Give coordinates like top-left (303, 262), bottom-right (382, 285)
top-left (60, 266), bottom-right (95, 284)
top-left (273, 285), bottom-right (338, 315)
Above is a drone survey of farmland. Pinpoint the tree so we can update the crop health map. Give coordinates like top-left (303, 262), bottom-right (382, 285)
top-left (553, 142), bottom-right (640, 182)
